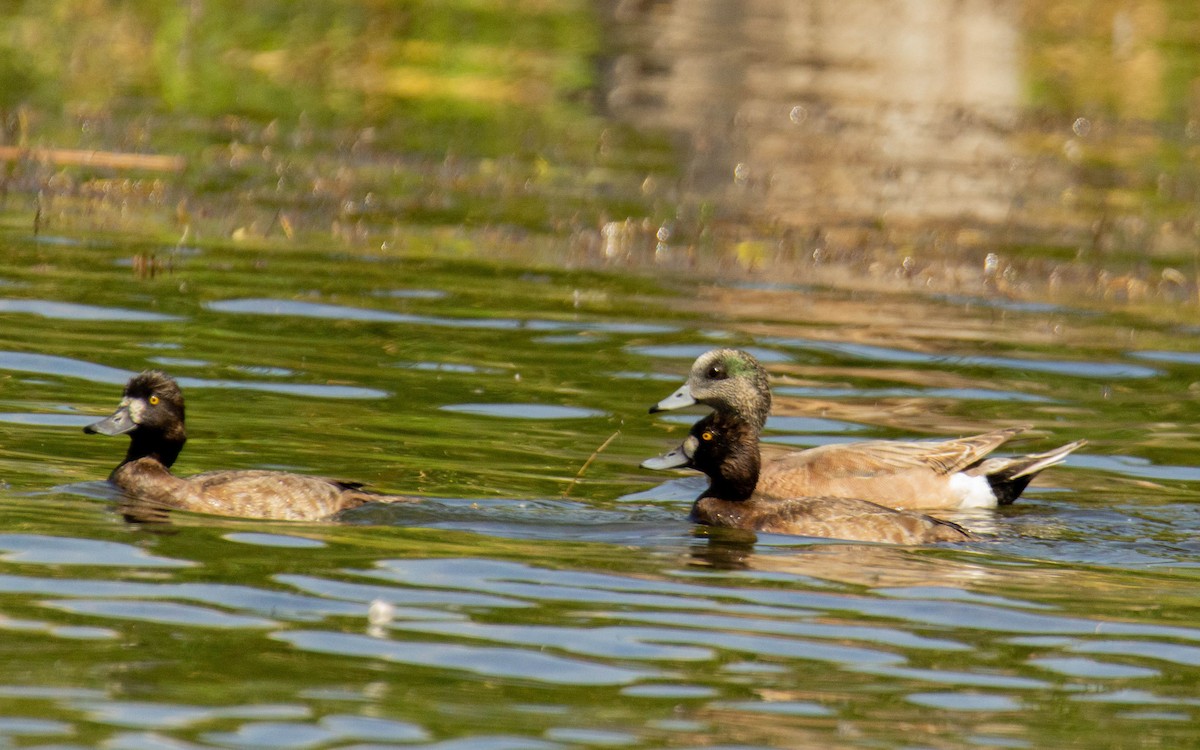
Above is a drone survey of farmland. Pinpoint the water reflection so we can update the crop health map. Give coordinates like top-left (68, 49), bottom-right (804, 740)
top-left (274, 630), bottom-right (653, 686)
top-left (0, 298), bottom-right (181, 322)
top-left (687, 538), bottom-right (1002, 589)
top-left (1, 223), bottom-right (1198, 747)
top-left (607, 0), bottom-right (1028, 229)
top-left (207, 297), bottom-right (678, 334)
top-left (0, 351), bottom-right (387, 399)
top-left (440, 403), bottom-right (607, 420)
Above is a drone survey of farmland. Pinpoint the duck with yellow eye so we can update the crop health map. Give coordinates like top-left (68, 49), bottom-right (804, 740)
top-left (85, 370), bottom-right (416, 522)
top-left (642, 411), bottom-right (974, 544)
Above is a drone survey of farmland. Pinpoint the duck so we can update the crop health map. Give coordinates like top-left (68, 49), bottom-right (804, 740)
top-left (84, 370), bottom-right (415, 521)
top-left (649, 348), bottom-right (1085, 510)
top-left (642, 411), bottom-right (973, 543)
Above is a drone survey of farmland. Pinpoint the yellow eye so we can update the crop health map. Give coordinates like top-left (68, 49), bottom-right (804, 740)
top-left (149, 395), bottom-right (160, 405)
top-left (701, 431), bottom-right (714, 441)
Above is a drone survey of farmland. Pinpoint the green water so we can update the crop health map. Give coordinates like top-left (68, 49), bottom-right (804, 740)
top-left (0, 231), bottom-right (1196, 749)
top-left (0, 1), bottom-right (1198, 748)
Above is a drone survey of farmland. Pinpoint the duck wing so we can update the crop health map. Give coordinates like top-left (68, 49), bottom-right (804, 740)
top-left (762, 426), bottom-right (1026, 479)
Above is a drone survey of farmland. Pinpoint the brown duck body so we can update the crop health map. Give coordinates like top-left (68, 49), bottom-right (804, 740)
top-left (644, 412), bottom-right (974, 544)
top-left (108, 458), bottom-right (394, 522)
top-left (87, 370), bottom-right (412, 522)
top-left (651, 348), bottom-right (1085, 510)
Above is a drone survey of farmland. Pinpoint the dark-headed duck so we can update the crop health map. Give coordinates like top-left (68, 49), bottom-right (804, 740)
top-left (85, 370), bottom-right (414, 521)
top-left (642, 412), bottom-right (973, 544)
top-left (649, 348), bottom-right (1085, 510)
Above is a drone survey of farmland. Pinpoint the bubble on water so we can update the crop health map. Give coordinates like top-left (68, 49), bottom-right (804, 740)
top-left (789, 105), bottom-right (808, 125)
top-left (368, 599), bottom-right (395, 626)
top-left (1072, 117), bottom-right (1091, 137)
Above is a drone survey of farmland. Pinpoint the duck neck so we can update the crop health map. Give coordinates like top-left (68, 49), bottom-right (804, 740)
top-left (123, 430), bottom-right (186, 469)
top-left (705, 433), bottom-right (760, 502)
top-left (734, 366), bottom-right (772, 430)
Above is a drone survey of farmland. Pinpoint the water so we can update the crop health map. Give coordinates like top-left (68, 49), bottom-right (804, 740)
top-left (2, 1), bottom-right (1199, 746)
top-left (0, 231), bottom-right (1196, 749)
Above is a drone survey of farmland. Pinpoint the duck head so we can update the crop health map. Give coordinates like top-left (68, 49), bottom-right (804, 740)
top-left (649, 349), bottom-right (771, 429)
top-left (641, 411), bottom-right (760, 502)
top-left (86, 370), bottom-right (187, 467)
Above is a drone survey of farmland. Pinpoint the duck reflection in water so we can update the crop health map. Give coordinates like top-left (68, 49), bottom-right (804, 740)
top-left (85, 370), bottom-right (417, 522)
top-left (690, 529), bottom-right (1003, 589)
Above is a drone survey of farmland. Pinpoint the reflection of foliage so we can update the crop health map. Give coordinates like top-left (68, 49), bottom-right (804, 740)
top-left (0, 0), bottom-right (673, 239)
top-left (0, 0), bottom-right (602, 156)
top-left (1023, 1), bottom-right (1199, 122)
top-left (1020, 0), bottom-right (1200, 260)
top-left (0, 45), bottom-right (38, 110)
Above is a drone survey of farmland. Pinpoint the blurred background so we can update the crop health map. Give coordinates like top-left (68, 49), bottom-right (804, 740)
top-left (0, 0), bottom-right (1197, 303)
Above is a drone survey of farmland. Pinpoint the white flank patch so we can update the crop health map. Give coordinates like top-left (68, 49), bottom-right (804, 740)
top-left (948, 472), bottom-right (997, 508)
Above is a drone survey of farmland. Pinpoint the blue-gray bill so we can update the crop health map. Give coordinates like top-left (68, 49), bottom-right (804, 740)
top-left (83, 404), bottom-right (136, 436)
top-left (641, 446), bottom-right (689, 470)
top-left (649, 383), bottom-right (696, 414)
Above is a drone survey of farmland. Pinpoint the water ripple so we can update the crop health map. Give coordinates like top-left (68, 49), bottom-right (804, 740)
top-left (74, 701), bottom-right (310, 730)
top-left (763, 336), bottom-right (1159, 378)
top-left (1068, 640), bottom-right (1200, 667)
top-left (0, 574), bottom-right (365, 621)
top-left (628, 344), bottom-right (791, 363)
top-left (381, 621), bottom-right (714, 661)
top-left (439, 403), bottom-right (606, 420)
top-left (276, 573), bottom-right (525, 611)
top-left (0, 352), bottom-right (386, 399)
top-left (0, 412), bottom-right (100, 427)
top-left (207, 297), bottom-right (677, 336)
top-left (43, 600), bottom-right (279, 629)
top-left (0, 535), bottom-right (192, 567)
top-left (907, 692), bottom-right (1022, 711)
top-left (274, 630), bottom-right (653, 685)
top-left (1029, 657), bottom-right (1159, 679)
top-left (0, 298), bottom-right (182, 322)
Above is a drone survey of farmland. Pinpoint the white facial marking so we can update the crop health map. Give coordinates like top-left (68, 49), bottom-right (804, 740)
top-left (683, 435), bottom-right (700, 459)
top-left (127, 397), bottom-right (147, 424)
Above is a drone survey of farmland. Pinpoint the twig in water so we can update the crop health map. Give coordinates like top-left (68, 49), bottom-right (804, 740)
top-left (562, 428), bottom-right (621, 499)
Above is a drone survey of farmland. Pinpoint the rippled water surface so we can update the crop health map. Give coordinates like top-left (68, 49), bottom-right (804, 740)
top-left (0, 231), bottom-right (1197, 749)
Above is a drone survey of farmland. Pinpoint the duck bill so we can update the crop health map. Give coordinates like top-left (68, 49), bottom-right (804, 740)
top-left (84, 404), bottom-right (136, 436)
top-left (649, 383), bottom-right (696, 414)
top-left (641, 444), bottom-right (690, 470)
